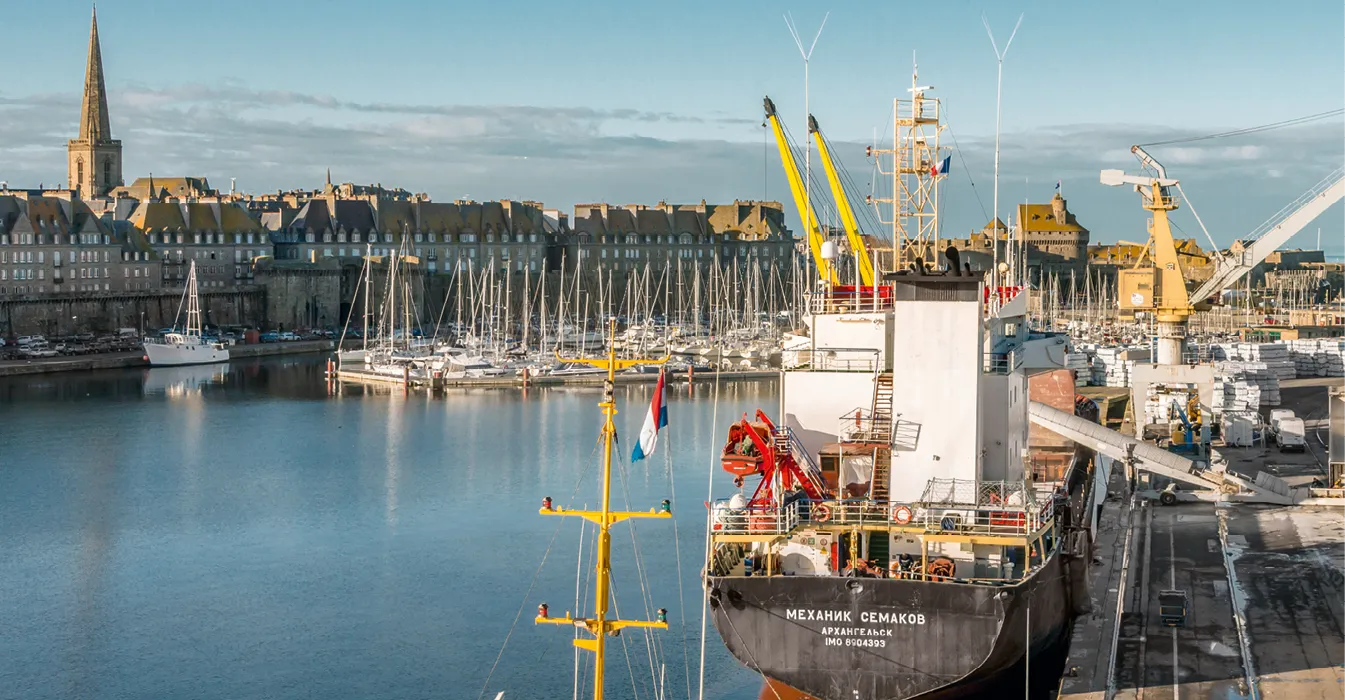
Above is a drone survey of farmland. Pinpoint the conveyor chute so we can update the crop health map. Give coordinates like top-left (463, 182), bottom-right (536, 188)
top-left (1027, 401), bottom-right (1292, 504)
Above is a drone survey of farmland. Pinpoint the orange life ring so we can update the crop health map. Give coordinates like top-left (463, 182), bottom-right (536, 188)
top-left (891, 505), bottom-right (913, 525)
top-left (812, 503), bottom-right (832, 522)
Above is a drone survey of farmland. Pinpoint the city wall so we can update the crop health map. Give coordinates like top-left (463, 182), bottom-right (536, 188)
top-left (0, 289), bottom-right (266, 337)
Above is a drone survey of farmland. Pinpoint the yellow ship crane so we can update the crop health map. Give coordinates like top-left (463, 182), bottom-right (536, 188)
top-left (1102, 145), bottom-right (1345, 365)
top-left (810, 114), bottom-right (876, 286)
top-left (535, 318), bottom-right (671, 700)
top-left (764, 96), bottom-right (837, 285)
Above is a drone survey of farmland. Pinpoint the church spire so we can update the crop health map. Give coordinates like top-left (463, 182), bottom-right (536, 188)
top-left (79, 5), bottom-right (112, 143)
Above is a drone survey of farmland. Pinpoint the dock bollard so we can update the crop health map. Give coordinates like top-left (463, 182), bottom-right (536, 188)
top-left (522, 367), bottom-right (529, 388)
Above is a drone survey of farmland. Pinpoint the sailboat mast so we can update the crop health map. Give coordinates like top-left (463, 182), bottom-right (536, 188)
top-left (186, 260), bottom-right (201, 338)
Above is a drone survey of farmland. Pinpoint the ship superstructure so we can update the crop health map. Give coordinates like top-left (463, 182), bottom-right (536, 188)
top-left (704, 73), bottom-right (1097, 700)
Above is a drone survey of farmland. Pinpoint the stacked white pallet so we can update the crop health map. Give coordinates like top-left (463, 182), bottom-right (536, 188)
top-left (1143, 389), bottom-right (1185, 424)
top-left (1211, 379), bottom-right (1261, 415)
top-left (1287, 339), bottom-right (1345, 377)
top-left (1210, 342), bottom-right (1296, 380)
top-left (1065, 352), bottom-right (1091, 386)
top-left (1090, 346), bottom-right (1150, 387)
top-left (1213, 360), bottom-right (1280, 407)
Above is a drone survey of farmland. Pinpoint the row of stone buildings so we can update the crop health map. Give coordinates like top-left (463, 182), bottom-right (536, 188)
top-left (0, 9), bottom-right (800, 303)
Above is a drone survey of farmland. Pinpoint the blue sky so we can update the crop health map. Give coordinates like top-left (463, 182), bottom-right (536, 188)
top-left (1, 0), bottom-right (1342, 251)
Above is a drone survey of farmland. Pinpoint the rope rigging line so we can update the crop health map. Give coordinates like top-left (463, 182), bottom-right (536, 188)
top-left (475, 433), bottom-right (605, 700)
top-left (695, 304), bottom-right (725, 700)
top-left (613, 432), bottom-right (671, 698)
top-left (721, 613), bottom-right (785, 700)
top-left (940, 103), bottom-right (991, 224)
top-left (1137, 108), bottom-right (1344, 147)
top-left (664, 440), bottom-right (694, 700)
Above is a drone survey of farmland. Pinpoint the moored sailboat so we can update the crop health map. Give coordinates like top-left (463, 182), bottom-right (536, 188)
top-left (144, 260), bottom-right (230, 367)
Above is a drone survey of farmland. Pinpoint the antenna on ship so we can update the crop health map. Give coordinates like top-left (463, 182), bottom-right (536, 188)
top-left (784, 11), bottom-right (829, 288)
top-left (983, 12), bottom-right (1024, 301)
top-left (536, 317), bottom-right (671, 700)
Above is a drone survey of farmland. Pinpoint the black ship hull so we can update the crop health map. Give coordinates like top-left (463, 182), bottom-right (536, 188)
top-left (708, 551), bottom-right (1078, 700)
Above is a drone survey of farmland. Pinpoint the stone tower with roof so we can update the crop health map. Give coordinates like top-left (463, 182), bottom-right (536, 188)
top-left (67, 7), bottom-right (122, 196)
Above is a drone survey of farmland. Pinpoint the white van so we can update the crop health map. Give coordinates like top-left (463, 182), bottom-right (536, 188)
top-left (1275, 417), bottom-right (1307, 452)
top-left (1268, 409), bottom-right (1296, 435)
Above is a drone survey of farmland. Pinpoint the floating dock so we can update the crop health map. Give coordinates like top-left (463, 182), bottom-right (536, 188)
top-left (1058, 379), bottom-right (1344, 700)
top-left (330, 365), bottom-right (779, 390)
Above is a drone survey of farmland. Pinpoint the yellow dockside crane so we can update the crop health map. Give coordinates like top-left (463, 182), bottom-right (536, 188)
top-left (763, 96), bottom-right (837, 285)
top-left (810, 114), bottom-right (876, 287)
top-left (1103, 145), bottom-right (1345, 365)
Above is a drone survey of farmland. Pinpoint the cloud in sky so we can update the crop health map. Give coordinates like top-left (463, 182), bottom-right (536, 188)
top-left (1, 84), bottom-right (1340, 251)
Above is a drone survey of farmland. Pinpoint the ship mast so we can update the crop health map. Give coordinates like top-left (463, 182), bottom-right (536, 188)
top-left (536, 317), bottom-right (670, 700)
top-left (186, 260), bottom-right (201, 339)
top-left (871, 61), bottom-right (946, 273)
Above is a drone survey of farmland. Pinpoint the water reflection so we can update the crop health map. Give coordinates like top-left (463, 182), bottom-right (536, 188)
top-left (141, 363), bottom-right (230, 396)
top-left (0, 356), bottom-right (780, 700)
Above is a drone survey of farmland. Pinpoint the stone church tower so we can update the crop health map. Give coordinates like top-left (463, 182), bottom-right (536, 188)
top-left (67, 7), bottom-right (122, 196)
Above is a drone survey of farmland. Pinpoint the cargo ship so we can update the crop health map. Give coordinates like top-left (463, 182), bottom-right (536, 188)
top-left (703, 72), bottom-right (1102, 700)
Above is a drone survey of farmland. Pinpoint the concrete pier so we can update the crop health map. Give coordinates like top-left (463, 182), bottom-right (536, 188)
top-left (1059, 379), bottom-right (1345, 700)
top-left (0, 339), bottom-right (335, 377)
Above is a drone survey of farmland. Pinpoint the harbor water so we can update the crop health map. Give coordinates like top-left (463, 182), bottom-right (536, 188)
top-left (0, 356), bottom-right (772, 700)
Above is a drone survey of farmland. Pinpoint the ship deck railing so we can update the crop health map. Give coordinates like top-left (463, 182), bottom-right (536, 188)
top-left (838, 409), bottom-right (892, 444)
top-left (806, 287), bottom-right (894, 315)
top-left (710, 500), bottom-right (801, 539)
top-left (790, 347), bottom-right (880, 373)
top-left (709, 496), bottom-right (1058, 543)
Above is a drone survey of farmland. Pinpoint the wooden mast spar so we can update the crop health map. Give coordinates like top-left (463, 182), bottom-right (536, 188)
top-left (535, 317), bottom-right (671, 700)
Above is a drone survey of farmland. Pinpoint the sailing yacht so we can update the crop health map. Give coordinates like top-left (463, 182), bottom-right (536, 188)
top-left (144, 261), bottom-right (230, 366)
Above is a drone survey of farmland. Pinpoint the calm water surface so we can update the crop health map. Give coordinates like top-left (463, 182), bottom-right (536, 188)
top-left (0, 357), bottom-right (773, 700)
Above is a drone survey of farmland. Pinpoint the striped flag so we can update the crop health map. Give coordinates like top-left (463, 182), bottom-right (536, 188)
top-left (631, 369), bottom-right (668, 462)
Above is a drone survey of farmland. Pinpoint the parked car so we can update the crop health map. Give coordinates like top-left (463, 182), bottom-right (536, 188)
top-left (260, 331), bottom-right (280, 343)
top-left (279, 331), bottom-right (299, 341)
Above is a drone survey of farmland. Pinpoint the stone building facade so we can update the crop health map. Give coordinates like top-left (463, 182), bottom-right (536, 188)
top-left (945, 194), bottom-right (1091, 280)
top-left (564, 200), bottom-right (795, 271)
top-left (127, 201), bottom-right (269, 290)
top-left (276, 196), bottom-right (561, 276)
top-left (0, 191), bottom-right (158, 296)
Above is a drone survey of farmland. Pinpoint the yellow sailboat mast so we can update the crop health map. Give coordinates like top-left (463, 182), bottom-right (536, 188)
top-left (536, 318), bottom-right (671, 700)
top-left (764, 96), bottom-right (837, 285)
top-left (810, 114), bottom-right (875, 286)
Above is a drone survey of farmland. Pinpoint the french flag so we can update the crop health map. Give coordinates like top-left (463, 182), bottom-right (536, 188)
top-left (930, 155), bottom-right (951, 177)
top-left (631, 369), bottom-right (668, 462)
